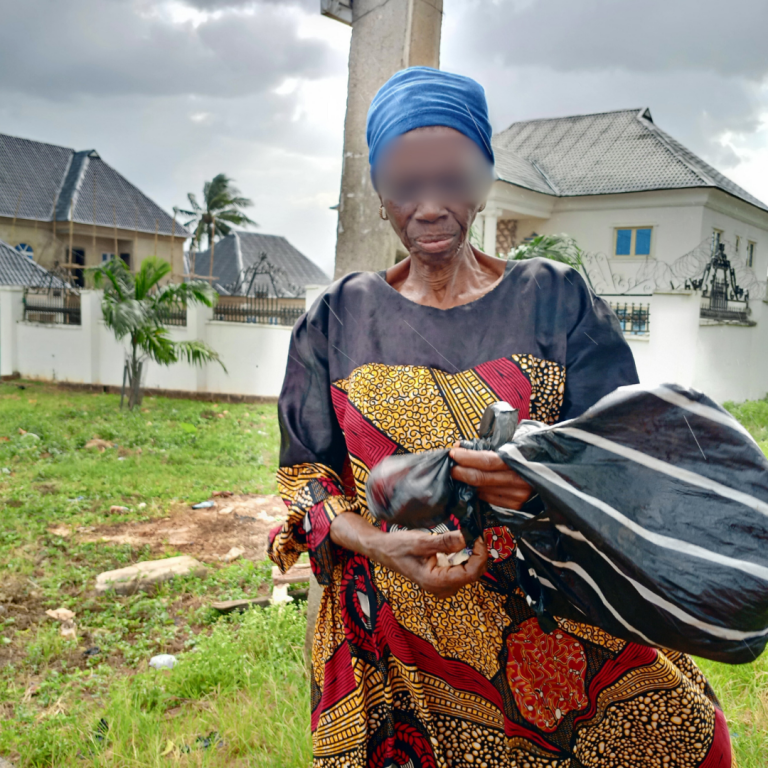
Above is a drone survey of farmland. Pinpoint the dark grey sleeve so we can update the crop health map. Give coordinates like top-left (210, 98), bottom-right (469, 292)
top-left (560, 270), bottom-right (639, 421)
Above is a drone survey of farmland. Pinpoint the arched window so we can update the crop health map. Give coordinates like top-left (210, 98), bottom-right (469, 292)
top-left (15, 243), bottom-right (34, 260)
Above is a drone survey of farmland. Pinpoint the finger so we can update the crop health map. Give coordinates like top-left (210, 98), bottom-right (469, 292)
top-left (477, 488), bottom-right (531, 508)
top-left (449, 448), bottom-right (508, 471)
top-left (421, 566), bottom-right (475, 596)
top-left (409, 530), bottom-right (465, 557)
top-left (451, 465), bottom-right (530, 489)
top-left (464, 536), bottom-right (489, 578)
top-left (424, 541), bottom-right (488, 591)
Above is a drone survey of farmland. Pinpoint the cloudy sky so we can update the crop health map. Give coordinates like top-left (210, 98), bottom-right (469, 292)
top-left (2, 0), bottom-right (767, 276)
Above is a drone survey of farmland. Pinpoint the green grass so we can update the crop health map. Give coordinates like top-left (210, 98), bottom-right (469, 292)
top-left (0, 380), bottom-right (309, 767)
top-left (725, 397), bottom-right (768, 454)
top-left (0, 382), bottom-right (767, 766)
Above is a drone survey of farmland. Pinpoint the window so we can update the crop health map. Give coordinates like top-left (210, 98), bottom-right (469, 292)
top-left (615, 227), bottom-right (652, 257)
top-left (15, 243), bottom-right (34, 260)
top-left (67, 247), bottom-right (86, 287)
top-left (747, 241), bottom-right (756, 269)
top-left (102, 253), bottom-right (114, 262)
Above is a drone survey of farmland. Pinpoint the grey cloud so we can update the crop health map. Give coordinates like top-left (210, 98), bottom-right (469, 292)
top-left (0, 0), bottom-right (338, 100)
top-left (442, 0), bottom-right (768, 177)
top-left (181, 0), bottom-right (316, 9)
top-left (463, 0), bottom-right (768, 80)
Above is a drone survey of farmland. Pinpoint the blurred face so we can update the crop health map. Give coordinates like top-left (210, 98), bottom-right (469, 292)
top-left (375, 126), bottom-right (493, 263)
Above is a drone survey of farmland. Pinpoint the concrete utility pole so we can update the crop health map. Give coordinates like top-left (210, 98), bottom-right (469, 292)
top-left (324, 0), bottom-right (444, 278)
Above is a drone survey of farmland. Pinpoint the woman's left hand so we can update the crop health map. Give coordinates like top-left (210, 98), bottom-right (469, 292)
top-left (449, 446), bottom-right (532, 509)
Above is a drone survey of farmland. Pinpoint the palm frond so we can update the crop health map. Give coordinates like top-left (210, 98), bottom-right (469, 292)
top-left (102, 298), bottom-right (146, 339)
top-left (214, 221), bottom-right (232, 239)
top-left (135, 325), bottom-right (178, 366)
top-left (216, 209), bottom-right (257, 227)
top-left (134, 256), bottom-right (172, 300)
top-left (174, 340), bottom-right (227, 371)
top-left (87, 258), bottom-right (133, 301)
top-left (227, 195), bottom-right (254, 208)
top-left (186, 193), bottom-right (202, 213)
top-left (155, 280), bottom-right (218, 308)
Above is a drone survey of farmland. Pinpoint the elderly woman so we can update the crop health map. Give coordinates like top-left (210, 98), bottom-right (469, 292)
top-left (269, 68), bottom-right (731, 768)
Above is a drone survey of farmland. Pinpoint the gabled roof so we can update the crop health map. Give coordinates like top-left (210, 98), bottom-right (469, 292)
top-left (0, 133), bottom-right (190, 236)
top-left (492, 108), bottom-right (768, 212)
top-left (187, 232), bottom-right (329, 297)
top-left (0, 238), bottom-right (67, 288)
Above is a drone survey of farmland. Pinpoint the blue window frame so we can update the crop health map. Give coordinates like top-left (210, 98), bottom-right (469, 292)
top-left (615, 227), bottom-right (652, 257)
top-left (615, 229), bottom-right (632, 255)
top-left (15, 243), bottom-right (34, 260)
top-left (635, 228), bottom-right (652, 255)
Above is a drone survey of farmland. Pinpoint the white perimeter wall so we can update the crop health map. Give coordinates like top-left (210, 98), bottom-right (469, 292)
top-left (1, 285), bottom-right (766, 404)
top-left (0, 287), bottom-right (295, 399)
top-left (623, 291), bottom-right (768, 404)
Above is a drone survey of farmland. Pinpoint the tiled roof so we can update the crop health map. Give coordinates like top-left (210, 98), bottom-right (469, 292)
top-left (493, 108), bottom-right (768, 211)
top-left (0, 238), bottom-right (67, 287)
top-left (0, 133), bottom-right (190, 236)
top-left (186, 232), bottom-right (329, 297)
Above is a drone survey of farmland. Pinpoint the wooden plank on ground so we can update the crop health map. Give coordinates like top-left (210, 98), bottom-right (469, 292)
top-left (272, 562), bottom-right (312, 586)
top-left (211, 597), bottom-right (271, 614)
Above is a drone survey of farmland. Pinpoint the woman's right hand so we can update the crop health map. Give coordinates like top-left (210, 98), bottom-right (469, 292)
top-left (330, 512), bottom-right (488, 599)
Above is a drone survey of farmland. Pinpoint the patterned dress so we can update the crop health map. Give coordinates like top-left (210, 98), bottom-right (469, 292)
top-left (268, 259), bottom-right (732, 768)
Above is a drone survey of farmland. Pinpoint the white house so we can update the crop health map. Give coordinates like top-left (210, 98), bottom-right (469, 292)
top-left (479, 108), bottom-right (768, 403)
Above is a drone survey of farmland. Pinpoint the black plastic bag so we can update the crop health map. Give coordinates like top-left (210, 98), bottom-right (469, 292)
top-left (367, 402), bottom-right (520, 543)
top-left (367, 384), bottom-right (768, 664)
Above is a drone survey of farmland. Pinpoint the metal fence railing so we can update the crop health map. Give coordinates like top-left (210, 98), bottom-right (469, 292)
top-left (213, 294), bottom-right (303, 327)
top-left (23, 288), bottom-right (81, 325)
top-left (608, 301), bottom-right (650, 335)
top-left (157, 304), bottom-right (187, 327)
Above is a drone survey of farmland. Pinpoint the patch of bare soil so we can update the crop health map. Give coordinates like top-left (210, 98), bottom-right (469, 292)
top-left (78, 495), bottom-right (287, 563)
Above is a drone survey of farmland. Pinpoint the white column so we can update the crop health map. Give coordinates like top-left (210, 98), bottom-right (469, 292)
top-left (192, 301), bottom-right (214, 393)
top-left (647, 290), bottom-right (701, 388)
top-left (0, 286), bottom-right (24, 378)
top-left (304, 284), bottom-right (327, 312)
top-left (482, 208), bottom-right (499, 256)
top-left (79, 289), bottom-right (102, 385)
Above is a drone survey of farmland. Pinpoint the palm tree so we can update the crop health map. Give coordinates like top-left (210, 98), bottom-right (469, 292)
top-left (510, 232), bottom-right (595, 291)
top-left (89, 256), bottom-right (225, 410)
top-left (177, 174), bottom-right (257, 252)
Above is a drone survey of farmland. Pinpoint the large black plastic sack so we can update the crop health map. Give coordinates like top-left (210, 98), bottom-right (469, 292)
top-left (502, 383), bottom-right (768, 664)
top-left (368, 383), bottom-right (768, 664)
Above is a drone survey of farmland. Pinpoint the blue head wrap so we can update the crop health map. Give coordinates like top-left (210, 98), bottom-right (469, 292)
top-left (366, 66), bottom-right (494, 180)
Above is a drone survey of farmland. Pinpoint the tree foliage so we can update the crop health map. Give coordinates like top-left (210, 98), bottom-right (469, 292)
top-left (509, 232), bottom-right (595, 290)
top-left (89, 256), bottom-right (225, 409)
top-left (509, 233), bottom-right (584, 267)
top-left (177, 173), bottom-right (257, 251)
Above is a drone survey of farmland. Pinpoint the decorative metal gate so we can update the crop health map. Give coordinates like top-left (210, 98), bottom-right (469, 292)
top-left (691, 243), bottom-right (751, 323)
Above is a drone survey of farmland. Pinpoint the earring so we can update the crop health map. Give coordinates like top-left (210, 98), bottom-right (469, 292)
top-left (379, 204), bottom-right (389, 221)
